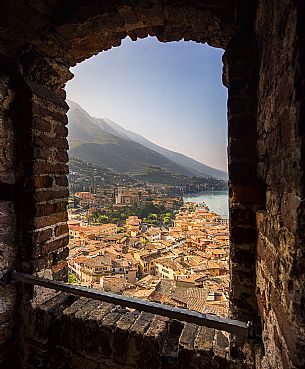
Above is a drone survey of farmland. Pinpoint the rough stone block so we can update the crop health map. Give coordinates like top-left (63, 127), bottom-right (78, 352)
top-left (178, 323), bottom-right (199, 368)
top-left (113, 310), bottom-right (140, 365)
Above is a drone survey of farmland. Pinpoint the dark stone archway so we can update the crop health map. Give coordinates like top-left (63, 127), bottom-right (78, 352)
top-left (0, 1), bottom-right (305, 368)
top-left (12, 0), bottom-right (263, 325)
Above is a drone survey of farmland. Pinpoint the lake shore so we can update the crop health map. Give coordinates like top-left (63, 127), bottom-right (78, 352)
top-left (183, 190), bottom-right (229, 219)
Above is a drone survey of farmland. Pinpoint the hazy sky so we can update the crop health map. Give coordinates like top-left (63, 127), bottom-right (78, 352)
top-left (65, 36), bottom-right (228, 171)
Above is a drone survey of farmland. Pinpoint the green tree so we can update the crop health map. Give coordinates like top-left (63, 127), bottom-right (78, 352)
top-left (68, 274), bottom-right (77, 284)
top-left (98, 215), bottom-right (109, 224)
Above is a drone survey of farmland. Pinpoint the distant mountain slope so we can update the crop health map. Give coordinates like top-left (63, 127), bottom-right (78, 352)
top-left (68, 156), bottom-right (136, 192)
top-left (103, 117), bottom-right (228, 180)
top-left (132, 166), bottom-right (227, 190)
top-left (69, 158), bottom-right (227, 192)
top-left (67, 100), bottom-right (227, 179)
top-left (68, 101), bottom-right (194, 176)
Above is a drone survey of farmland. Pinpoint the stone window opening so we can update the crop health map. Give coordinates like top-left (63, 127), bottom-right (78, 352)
top-left (64, 35), bottom-right (231, 320)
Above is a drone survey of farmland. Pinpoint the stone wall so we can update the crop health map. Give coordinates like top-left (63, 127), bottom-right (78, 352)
top-left (15, 78), bottom-right (69, 279)
top-left (21, 293), bottom-right (256, 369)
top-left (255, 0), bottom-right (305, 368)
top-left (0, 72), bottom-right (17, 366)
top-left (0, 1), bottom-right (240, 66)
top-left (0, 67), bottom-right (71, 366)
top-left (12, 77), bottom-right (72, 369)
top-left (224, 30), bottom-right (265, 325)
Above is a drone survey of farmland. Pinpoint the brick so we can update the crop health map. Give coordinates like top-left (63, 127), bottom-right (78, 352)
top-left (33, 189), bottom-right (69, 203)
top-left (63, 298), bottom-right (90, 317)
top-left (32, 104), bottom-right (68, 125)
top-left (33, 134), bottom-right (69, 150)
top-left (1, 3), bottom-right (304, 369)
top-left (228, 95), bottom-right (256, 117)
top-left (28, 254), bottom-right (53, 272)
top-left (22, 189), bottom-right (68, 204)
top-left (54, 149), bottom-right (69, 163)
top-left (88, 303), bottom-right (115, 323)
top-left (24, 228), bottom-right (52, 245)
top-left (54, 176), bottom-right (68, 187)
top-left (33, 147), bottom-right (54, 161)
top-left (213, 331), bottom-right (230, 367)
top-left (126, 311), bottom-right (154, 364)
top-left (98, 307), bottom-right (126, 357)
top-left (22, 202), bottom-right (67, 217)
top-left (140, 315), bottom-right (168, 369)
top-left (0, 214), bottom-right (14, 228)
top-left (178, 323), bottom-right (199, 368)
top-left (270, 286), bottom-right (300, 360)
top-left (25, 175), bottom-right (54, 189)
top-left (32, 212), bottom-right (68, 229)
top-left (52, 246), bottom-right (69, 264)
top-left (29, 235), bottom-right (69, 259)
top-left (0, 321), bottom-right (13, 345)
top-left (52, 261), bottom-right (68, 281)
top-left (179, 323), bottom-right (198, 351)
top-left (129, 311), bottom-right (153, 337)
top-left (32, 117), bottom-right (52, 133)
top-left (194, 326), bottom-right (215, 353)
top-left (32, 162), bottom-right (69, 175)
top-left (113, 311), bottom-right (140, 364)
top-left (55, 223), bottom-right (68, 237)
top-left (53, 124), bottom-right (68, 137)
top-left (35, 202), bottom-right (67, 217)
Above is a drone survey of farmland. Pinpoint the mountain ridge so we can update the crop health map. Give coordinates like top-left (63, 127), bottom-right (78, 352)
top-left (102, 117), bottom-right (227, 179)
top-left (67, 100), bottom-right (228, 180)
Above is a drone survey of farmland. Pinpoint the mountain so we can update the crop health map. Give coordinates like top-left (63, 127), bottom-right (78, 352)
top-left (68, 156), bottom-right (136, 192)
top-left (102, 118), bottom-right (228, 180)
top-left (131, 166), bottom-right (227, 190)
top-left (67, 100), bottom-right (227, 180)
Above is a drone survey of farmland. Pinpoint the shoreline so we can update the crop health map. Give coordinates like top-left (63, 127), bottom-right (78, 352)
top-left (183, 190), bottom-right (229, 219)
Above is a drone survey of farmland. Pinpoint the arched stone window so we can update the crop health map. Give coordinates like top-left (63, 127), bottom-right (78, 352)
top-left (0, 1), bottom-right (304, 368)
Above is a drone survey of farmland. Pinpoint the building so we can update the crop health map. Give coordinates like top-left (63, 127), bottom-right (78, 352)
top-left (155, 258), bottom-right (185, 280)
top-left (115, 187), bottom-right (141, 205)
top-left (74, 191), bottom-right (96, 206)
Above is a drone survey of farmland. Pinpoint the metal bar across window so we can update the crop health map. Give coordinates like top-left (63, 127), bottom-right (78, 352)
top-left (11, 271), bottom-right (256, 340)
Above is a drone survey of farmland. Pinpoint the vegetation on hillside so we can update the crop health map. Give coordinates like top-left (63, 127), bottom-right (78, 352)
top-left (90, 202), bottom-right (176, 227)
top-left (68, 156), bottom-right (136, 192)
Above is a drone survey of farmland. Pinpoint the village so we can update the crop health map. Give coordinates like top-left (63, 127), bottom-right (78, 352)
top-left (67, 188), bottom-right (230, 317)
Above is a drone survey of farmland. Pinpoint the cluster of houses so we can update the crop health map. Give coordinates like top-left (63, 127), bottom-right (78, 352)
top-left (67, 202), bottom-right (230, 317)
top-left (71, 186), bottom-right (182, 210)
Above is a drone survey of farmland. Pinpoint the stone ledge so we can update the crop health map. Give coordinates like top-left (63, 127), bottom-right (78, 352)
top-left (21, 293), bottom-right (256, 369)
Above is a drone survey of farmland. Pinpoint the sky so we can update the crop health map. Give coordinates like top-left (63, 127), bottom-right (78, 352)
top-left (65, 36), bottom-right (228, 171)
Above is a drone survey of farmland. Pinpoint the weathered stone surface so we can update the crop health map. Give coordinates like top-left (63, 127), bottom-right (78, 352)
top-left (254, 0), bottom-right (305, 367)
top-left (113, 310), bottom-right (140, 365)
top-left (0, 73), bottom-right (17, 368)
top-left (0, 1), bottom-right (305, 368)
top-left (178, 323), bottom-right (199, 368)
top-left (17, 295), bottom-right (234, 369)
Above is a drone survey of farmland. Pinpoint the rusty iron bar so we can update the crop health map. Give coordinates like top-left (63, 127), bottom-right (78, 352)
top-left (11, 270), bottom-right (256, 339)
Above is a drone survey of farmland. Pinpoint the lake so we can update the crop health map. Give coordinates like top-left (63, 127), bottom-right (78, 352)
top-left (183, 190), bottom-right (229, 219)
